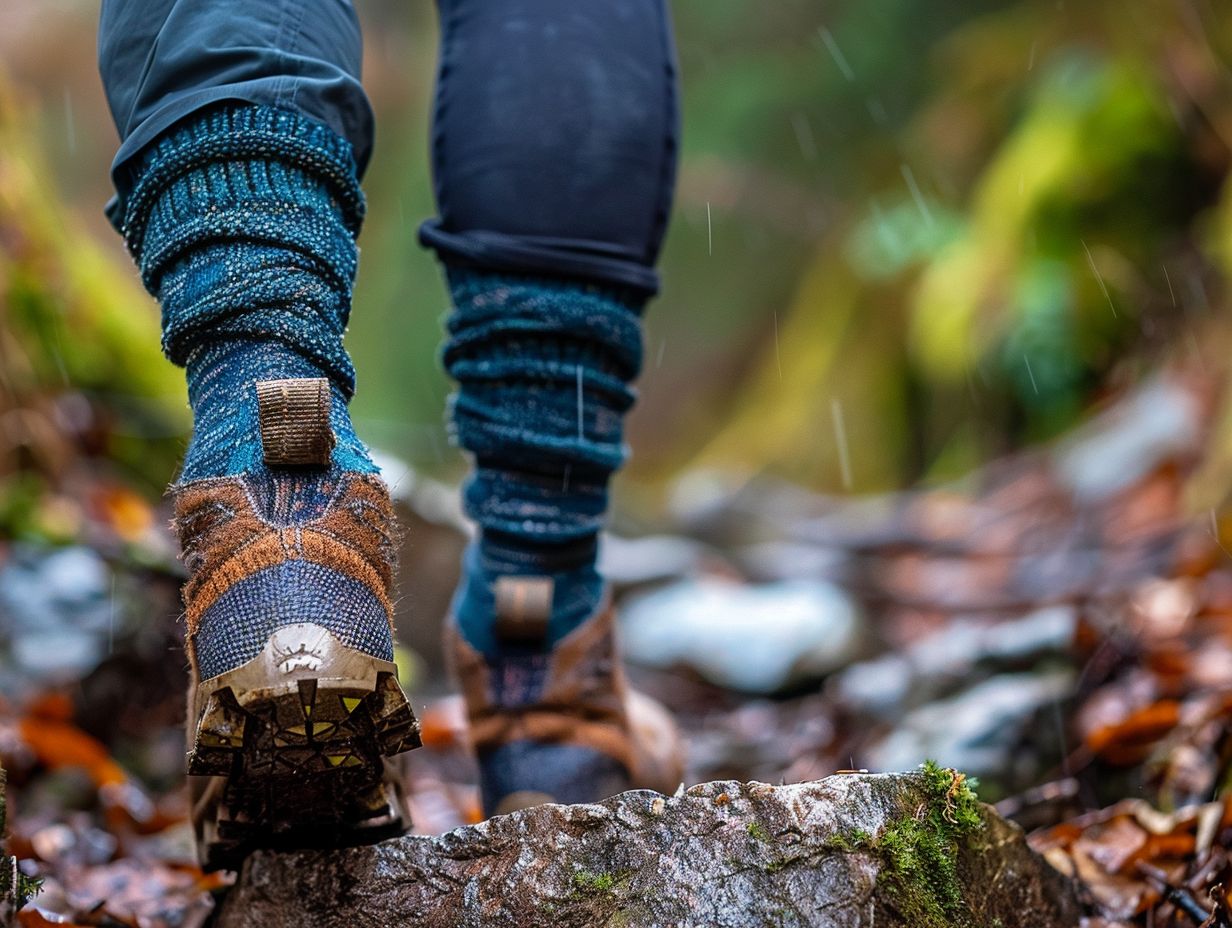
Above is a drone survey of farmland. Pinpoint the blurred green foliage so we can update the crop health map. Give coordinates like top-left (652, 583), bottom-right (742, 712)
top-left (1, 0), bottom-right (1231, 516)
top-left (0, 78), bottom-right (187, 531)
top-left (695, 0), bottom-right (1231, 490)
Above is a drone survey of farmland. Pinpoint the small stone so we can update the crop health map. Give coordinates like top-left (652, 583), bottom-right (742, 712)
top-left (620, 578), bottom-right (863, 694)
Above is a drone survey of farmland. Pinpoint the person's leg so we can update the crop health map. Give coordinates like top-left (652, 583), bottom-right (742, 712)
top-left (421, 0), bottom-right (683, 814)
top-left (99, 0), bottom-right (374, 226)
top-left (99, 0), bottom-right (418, 870)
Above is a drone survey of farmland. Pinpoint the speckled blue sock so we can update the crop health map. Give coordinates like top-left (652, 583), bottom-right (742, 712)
top-left (121, 104), bottom-right (375, 481)
top-left (120, 105), bottom-right (393, 681)
top-left (442, 269), bottom-right (645, 656)
top-left (180, 336), bottom-right (374, 480)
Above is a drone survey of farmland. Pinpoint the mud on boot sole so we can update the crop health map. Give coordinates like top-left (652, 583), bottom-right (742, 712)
top-left (187, 622), bottom-right (421, 871)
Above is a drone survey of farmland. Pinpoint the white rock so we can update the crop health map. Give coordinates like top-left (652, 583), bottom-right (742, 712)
top-left (620, 577), bottom-right (862, 693)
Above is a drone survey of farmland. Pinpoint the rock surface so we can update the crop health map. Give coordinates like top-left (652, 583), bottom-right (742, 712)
top-left (216, 773), bottom-right (1080, 928)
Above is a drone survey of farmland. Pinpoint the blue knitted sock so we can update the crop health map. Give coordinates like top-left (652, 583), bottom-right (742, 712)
top-left (121, 105), bottom-right (375, 482)
top-left (120, 105), bottom-right (395, 684)
top-left (442, 269), bottom-right (645, 656)
top-left (181, 337), bottom-right (373, 480)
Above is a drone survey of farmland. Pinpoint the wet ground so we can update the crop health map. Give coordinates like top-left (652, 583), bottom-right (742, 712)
top-left (4, 371), bottom-right (1232, 926)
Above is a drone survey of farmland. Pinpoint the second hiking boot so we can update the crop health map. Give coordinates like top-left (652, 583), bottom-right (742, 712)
top-left (449, 576), bottom-right (683, 816)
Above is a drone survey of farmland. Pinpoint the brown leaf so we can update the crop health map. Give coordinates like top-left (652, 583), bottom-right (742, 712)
top-left (1073, 816), bottom-right (1149, 875)
top-left (1086, 701), bottom-right (1181, 764)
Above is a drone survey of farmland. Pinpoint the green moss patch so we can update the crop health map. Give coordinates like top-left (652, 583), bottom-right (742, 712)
top-left (746, 821), bottom-right (772, 843)
top-left (823, 827), bottom-right (872, 852)
top-left (572, 870), bottom-right (618, 895)
top-left (828, 762), bottom-right (987, 928)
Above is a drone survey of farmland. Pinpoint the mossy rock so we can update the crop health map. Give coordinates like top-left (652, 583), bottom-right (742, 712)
top-left (217, 771), bottom-right (1080, 927)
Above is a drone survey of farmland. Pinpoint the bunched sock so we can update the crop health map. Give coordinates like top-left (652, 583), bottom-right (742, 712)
top-left (441, 269), bottom-right (688, 814)
top-left (117, 103), bottom-right (422, 869)
top-left (442, 268), bottom-right (646, 656)
top-left (121, 103), bottom-right (395, 682)
top-left (123, 104), bottom-right (376, 482)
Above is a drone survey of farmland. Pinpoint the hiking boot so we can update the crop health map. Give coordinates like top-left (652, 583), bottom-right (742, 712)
top-left (173, 379), bottom-right (420, 871)
top-left (448, 577), bottom-right (683, 816)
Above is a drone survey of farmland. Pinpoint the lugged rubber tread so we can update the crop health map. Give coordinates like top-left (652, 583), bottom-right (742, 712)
top-left (187, 623), bottom-right (421, 871)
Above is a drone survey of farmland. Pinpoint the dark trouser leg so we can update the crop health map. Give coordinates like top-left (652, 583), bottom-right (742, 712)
top-left (424, 0), bottom-right (679, 654)
top-left (420, 0), bottom-right (679, 293)
top-left (422, 0), bottom-right (682, 813)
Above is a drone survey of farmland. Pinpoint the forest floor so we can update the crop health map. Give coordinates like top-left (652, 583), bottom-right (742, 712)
top-left (5, 367), bottom-right (1232, 926)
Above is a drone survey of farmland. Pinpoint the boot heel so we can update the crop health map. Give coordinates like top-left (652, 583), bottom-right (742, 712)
top-left (188, 622), bottom-right (421, 871)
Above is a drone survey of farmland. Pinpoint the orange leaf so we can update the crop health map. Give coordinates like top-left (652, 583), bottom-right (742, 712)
top-left (94, 484), bottom-right (154, 542)
top-left (1141, 832), bottom-right (1195, 861)
top-left (1085, 702), bottom-right (1181, 764)
top-left (18, 717), bottom-right (128, 788)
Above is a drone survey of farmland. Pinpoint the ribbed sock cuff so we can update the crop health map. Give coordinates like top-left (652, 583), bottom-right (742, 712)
top-left (444, 269), bottom-right (645, 653)
top-left (123, 105), bottom-right (364, 272)
top-left (443, 269), bottom-right (645, 476)
top-left (122, 105), bottom-right (365, 395)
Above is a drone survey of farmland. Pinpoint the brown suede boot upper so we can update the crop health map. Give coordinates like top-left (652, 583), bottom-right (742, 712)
top-left (448, 596), bottom-right (684, 796)
top-left (173, 472), bottom-right (398, 675)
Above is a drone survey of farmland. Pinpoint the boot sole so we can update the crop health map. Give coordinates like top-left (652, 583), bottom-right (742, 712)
top-left (187, 622), bottom-right (421, 871)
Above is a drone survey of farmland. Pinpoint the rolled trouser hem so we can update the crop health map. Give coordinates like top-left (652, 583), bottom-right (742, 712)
top-left (419, 221), bottom-right (660, 298)
top-left (106, 88), bottom-right (373, 235)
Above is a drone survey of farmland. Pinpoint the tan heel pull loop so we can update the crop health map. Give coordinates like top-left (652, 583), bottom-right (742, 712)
top-left (494, 576), bottom-right (554, 644)
top-left (256, 378), bottom-right (336, 468)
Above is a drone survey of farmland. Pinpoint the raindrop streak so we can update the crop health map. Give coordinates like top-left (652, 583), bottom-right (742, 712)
top-left (773, 312), bottom-right (783, 382)
top-left (831, 398), bottom-right (852, 490)
top-left (900, 163), bottom-right (934, 229)
top-left (1023, 354), bottom-right (1039, 395)
top-left (818, 27), bottom-right (856, 82)
top-left (1081, 239), bottom-right (1116, 318)
top-left (656, 338), bottom-right (666, 369)
top-left (576, 365), bottom-right (584, 441)
top-left (1162, 262), bottom-right (1176, 307)
top-left (866, 97), bottom-right (888, 127)
top-left (1028, 40), bottom-right (1038, 71)
top-left (791, 112), bottom-right (818, 162)
top-left (64, 88), bottom-right (77, 154)
top-left (706, 202), bottom-right (713, 256)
